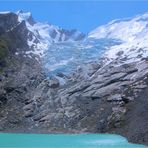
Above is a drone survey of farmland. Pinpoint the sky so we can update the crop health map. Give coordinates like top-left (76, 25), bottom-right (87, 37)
top-left (0, 0), bottom-right (148, 33)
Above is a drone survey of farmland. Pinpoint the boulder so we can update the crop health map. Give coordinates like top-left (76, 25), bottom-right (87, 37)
top-left (107, 94), bottom-right (123, 102)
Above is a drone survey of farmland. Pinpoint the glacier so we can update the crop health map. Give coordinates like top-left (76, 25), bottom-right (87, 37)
top-left (43, 38), bottom-right (121, 75)
top-left (12, 11), bottom-right (148, 77)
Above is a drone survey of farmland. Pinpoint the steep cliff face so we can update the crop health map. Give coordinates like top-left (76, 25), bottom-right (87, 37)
top-left (0, 12), bottom-right (45, 131)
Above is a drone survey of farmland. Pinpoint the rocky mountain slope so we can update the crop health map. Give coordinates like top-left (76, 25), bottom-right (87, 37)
top-left (0, 12), bottom-right (46, 131)
top-left (0, 11), bottom-right (148, 146)
top-left (0, 11), bottom-right (86, 132)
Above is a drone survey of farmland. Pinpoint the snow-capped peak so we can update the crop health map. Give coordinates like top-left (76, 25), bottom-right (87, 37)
top-left (16, 11), bottom-right (85, 57)
top-left (89, 12), bottom-right (148, 66)
top-left (17, 10), bottom-right (31, 22)
top-left (17, 10), bottom-right (36, 26)
top-left (0, 11), bottom-right (11, 14)
top-left (88, 12), bottom-right (148, 43)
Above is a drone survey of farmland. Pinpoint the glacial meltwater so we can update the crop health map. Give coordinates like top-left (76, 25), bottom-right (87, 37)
top-left (0, 133), bottom-right (147, 148)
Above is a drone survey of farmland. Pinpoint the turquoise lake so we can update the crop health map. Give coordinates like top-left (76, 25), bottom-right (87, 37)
top-left (0, 133), bottom-right (147, 148)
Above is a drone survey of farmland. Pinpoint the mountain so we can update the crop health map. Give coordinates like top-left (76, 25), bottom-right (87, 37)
top-left (89, 12), bottom-right (148, 42)
top-left (17, 11), bottom-right (86, 56)
top-left (0, 11), bottom-right (148, 146)
top-left (0, 12), bottom-right (45, 131)
top-left (89, 12), bottom-right (148, 65)
top-left (43, 12), bottom-right (148, 76)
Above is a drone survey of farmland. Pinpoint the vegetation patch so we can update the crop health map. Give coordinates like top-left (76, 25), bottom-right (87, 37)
top-left (0, 38), bottom-right (8, 60)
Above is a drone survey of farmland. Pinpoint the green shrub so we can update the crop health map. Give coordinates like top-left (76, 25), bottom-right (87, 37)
top-left (0, 39), bottom-right (8, 60)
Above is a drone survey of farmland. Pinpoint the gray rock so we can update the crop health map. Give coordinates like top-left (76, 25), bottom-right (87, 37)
top-left (133, 84), bottom-right (147, 89)
top-left (0, 89), bottom-right (7, 105)
top-left (0, 12), bottom-right (18, 32)
top-left (48, 77), bottom-right (60, 88)
top-left (107, 94), bottom-right (123, 102)
top-left (107, 106), bottom-right (126, 128)
top-left (92, 82), bottom-right (121, 98)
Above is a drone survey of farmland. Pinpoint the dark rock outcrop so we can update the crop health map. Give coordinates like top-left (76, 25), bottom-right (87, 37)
top-left (0, 12), bottom-right (45, 132)
top-left (0, 13), bottom-right (18, 32)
